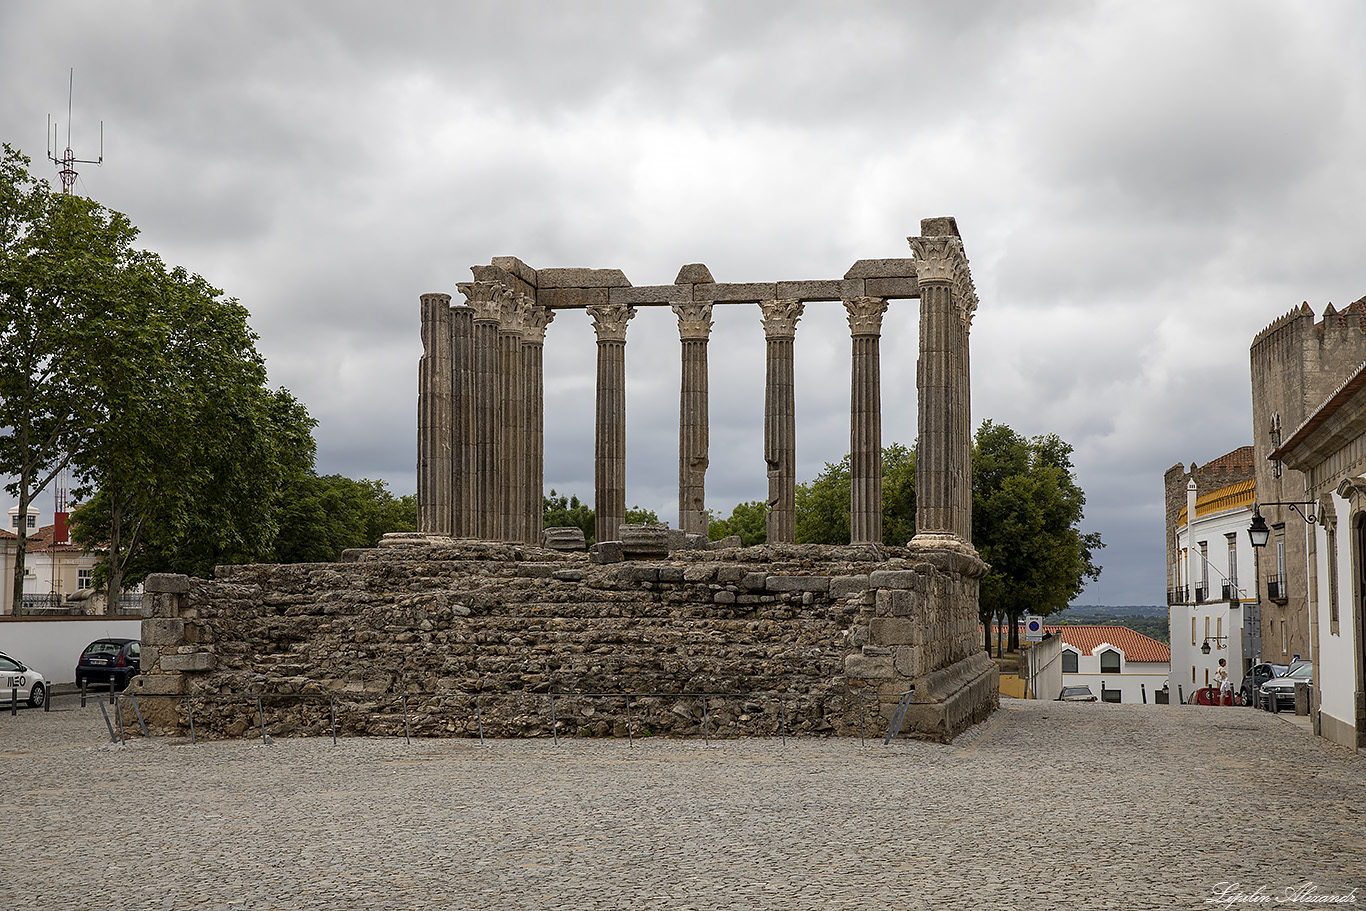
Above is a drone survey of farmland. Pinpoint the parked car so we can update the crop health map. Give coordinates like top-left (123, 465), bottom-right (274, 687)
top-left (1259, 662), bottom-right (1314, 712)
top-left (75, 638), bottom-right (141, 691)
top-left (0, 650), bottom-right (48, 708)
top-left (1057, 685), bottom-right (1097, 702)
top-left (1239, 662), bottom-right (1288, 707)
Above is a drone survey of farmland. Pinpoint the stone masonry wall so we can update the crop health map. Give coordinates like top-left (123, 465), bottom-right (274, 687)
top-left (133, 539), bottom-right (996, 743)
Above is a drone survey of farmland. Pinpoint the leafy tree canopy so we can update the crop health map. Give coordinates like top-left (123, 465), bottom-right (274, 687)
top-left (795, 443), bottom-right (915, 546)
top-left (542, 491), bottom-right (663, 547)
top-left (708, 500), bottom-right (768, 546)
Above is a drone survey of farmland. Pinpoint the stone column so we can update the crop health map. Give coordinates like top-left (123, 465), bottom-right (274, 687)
top-left (909, 223), bottom-right (978, 552)
top-left (497, 293), bottom-right (528, 543)
top-left (451, 303), bottom-right (475, 537)
top-left (522, 303), bottom-right (554, 544)
top-left (845, 296), bottom-right (888, 545)
top-left (457, 280), bottom-right (505, 540)
top-left (673, 301), bottom-right (713, 536)
top-left (588, 303), bottom-right (635, 544)
top-left (417, 293), bottom-right (453, 535)
top-left (759, 299), bottom-right (804, 544)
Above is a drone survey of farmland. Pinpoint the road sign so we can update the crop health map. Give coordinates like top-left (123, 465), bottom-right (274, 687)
top-left (1024, 614), bottom-right (1045, 642)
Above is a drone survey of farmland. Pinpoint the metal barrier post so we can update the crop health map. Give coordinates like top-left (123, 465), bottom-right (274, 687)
top-left (116, 696), bottom-right (126, 744)
top-left (10, 686), bottom-right (15, 715)
top-left (187, 698), bottom-right (197, 745)
top-left (97, 700), bottom-right (116, 742)
top-left (129, 693), bottom-right (150, 739)
top-left (550, 695), bottom-right (558, 746)
top-left (1178, 685), bottom-right (1184, 705)
top-left (43, 683), bottom-right (50, 713)
top-left (702, 696), bottom-right (709, 745)
top-left (330, 696), bottom-right (337, 745)
top-left (256, 695), bottom-right (266, 743)
top-left (626, 696), bottom-right (633, 748)
top-left (402, 696), bottom-right (411, 745)
top-left (476, 695), bottom-right (484, 746)
top-left (81, 679), bottom-right (87, 708)
top-left (1141, 684), bottom-right (1147, 704)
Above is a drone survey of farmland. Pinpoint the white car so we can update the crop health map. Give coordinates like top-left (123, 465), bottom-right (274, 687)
top-left (0, 651), bottom-right (48, 708)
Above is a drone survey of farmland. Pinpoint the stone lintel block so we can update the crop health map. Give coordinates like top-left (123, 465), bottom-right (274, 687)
top-left (589, 541), bottom-right (623, 564)
top-left (552, 569), bottom-right (585, 582)
top-left (684, 533), bottom-right (710, 551)
top-left (144, 573), bottom-right (191, 594)
top-left (489, 256), bottom-right (539, 289)
top-left (709, 535), bottom-right (742, 550)
top-left (845, 652), bottom-right (895, 679)
top-left (869, 569), bottom-right (921, 589)
top-left (879, 588), bottom-right (919, 618)
top-left (765, 575), bottom-right (830, 592)
top-left (143, 618), bottom-right (186, 646)
top-left (868, 617), bottom-right (918, 646)
top-left (146, 592), bottom-right (180, 619)
top-left (735, 594), bottom-right (770, 605)
top-left (740, 572), bottom-right (768, 591)
top-left (613, 566), bottom-right (659, 583)
top-left (515, 562), bottom-right (558, 578)
top-left (865, 277), bottom-right (919, 300)
top-left (666, 529), bottom-right (688, 552)
top-left (919, 216), bottom-right (960, 237)
top-left (132, 673), bottom-right (184, 695)
top-left (539, 287), bottom-right (610, 310)
top-left (683, 565), bottom-right (717, 583)
top-left (675, 263), bottom-right (714, 284)
top-left (716, 565), bottom-right (746, 584)
top-left (773, 279), bottom-right (865, 301)
top-left (828, 575), bottom-right (869, 599)
top-left (160, 652), bottom-right (216, 673)
top-left (472, 263), bottom-right (535, 298)
top-left (609, 284), bottom-right (690, 306)
top-left (692, 282), bottom-right (777, 303)
top-left (535, 267), bottom-right (632, 289)
top-left (657, 566), bottom-right (685, 583)
top-left (844, 258), bottom-right (917, 279)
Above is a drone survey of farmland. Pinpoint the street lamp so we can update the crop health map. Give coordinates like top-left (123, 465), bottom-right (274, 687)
top-left (1247, 501), bottom-right (1318, 548)
top-left (1200, 636), bottom-right (1228, 655)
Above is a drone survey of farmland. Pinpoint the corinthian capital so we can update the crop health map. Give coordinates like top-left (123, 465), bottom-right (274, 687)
top-left (843, 296), bottom-right (889, 336)
top-left (587, 303), bottom-right (636, 343)
top-left (909, 234), bottom-right (979, 325)
top-left (497, 292), bottom-right (531, 334)
top-left (758, 299), bottom-right (804, 339)
top-left (671, 301), bottom-right (714, 341)
top-left (522, 303), bottom-right (555, 344)
top-left (457, 280), bottom-right (508, 322)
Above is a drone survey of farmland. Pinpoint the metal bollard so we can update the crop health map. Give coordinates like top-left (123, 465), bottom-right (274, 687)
top-left (81, 678), bottom-right (87, 708)
top-left (44, 682), bottom-right (50, 713)
top-left (1141, 684), bottom-right (1147, 705)
top-left (187, 697), bottom-right (197, 745)
top-left (10, 686), bottom-right (15, 716)
top-left (402, 695), bottom-right (411, 745)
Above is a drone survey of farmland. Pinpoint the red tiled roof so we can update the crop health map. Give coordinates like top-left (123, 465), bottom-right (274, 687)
top-left (994, 624), bottom-right (1171, 663)
top-left (1200, 446), bottom-right (1255, 474)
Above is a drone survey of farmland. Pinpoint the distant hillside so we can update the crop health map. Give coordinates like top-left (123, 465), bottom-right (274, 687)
top-left (1052, 605), bottom-right (1169, 644)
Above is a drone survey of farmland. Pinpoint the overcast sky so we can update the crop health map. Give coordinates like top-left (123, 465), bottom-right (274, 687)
top-left (3, 1), bottom-right (1364, 606)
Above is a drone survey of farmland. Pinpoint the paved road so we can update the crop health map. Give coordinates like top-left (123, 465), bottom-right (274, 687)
top-left (2, 694), bottom-right (1362, 910)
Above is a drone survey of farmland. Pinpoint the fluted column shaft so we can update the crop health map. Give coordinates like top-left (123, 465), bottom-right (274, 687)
top-left (673, 302), bottom-right (713, 536)
top-left (909, 230), bottom-right (977, 549)
top-left (846, 297), bottom-right (888, 545)
top-left (760, 299), bottom-right (803, 544)
top-left (522, 305), bottom-right (553, 544)
top-left (589, 304), bottom-right (635, 545)
top-left (417, 293), bottom-right (453, 535)
top-left (458, 281), bottom-right (505, 540)
top-left (451, 305), bottom-right (475, 537)
top-left (497, 295), bottom-right (527, 544)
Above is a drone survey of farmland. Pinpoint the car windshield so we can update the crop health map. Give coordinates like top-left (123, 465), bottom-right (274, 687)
top-left (1288, 664), bottom-right (1313, 679)
top-left (82, 642), bottom-right (122, 657)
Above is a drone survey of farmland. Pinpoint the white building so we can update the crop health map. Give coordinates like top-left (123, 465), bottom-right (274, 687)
top-left (1271, 361), bottom-right (1366, 752)
top-left (1052, 625), bottom-right (1171, 704)
top-left (2, 504), bottom-right (101, 615)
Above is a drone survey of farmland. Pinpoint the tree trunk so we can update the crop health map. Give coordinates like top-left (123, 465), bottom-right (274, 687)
top-left (11, 484), bottom-right (31, 615)
top-left (1008, 610), bottom-right (1021, 651)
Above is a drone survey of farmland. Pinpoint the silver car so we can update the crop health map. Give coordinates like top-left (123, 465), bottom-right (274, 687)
top-left (0, 651), bottom-right (48, 708)
top-left (1259, 662), bottom-right (1313, 712)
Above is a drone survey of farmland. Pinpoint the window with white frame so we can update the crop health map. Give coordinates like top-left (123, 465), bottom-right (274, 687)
top-left (1099, 650), bottom-right (1121, 674)
top-left (1226, 534), bottom-right (1238, 598)
top-left (78, 569), bottom-right (93, 590)
top-left (1062, 650), bottom-right (1078, 674)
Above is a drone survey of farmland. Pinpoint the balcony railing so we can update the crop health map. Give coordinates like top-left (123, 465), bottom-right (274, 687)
top-left (1266, 574), bottom-right (1288, 602)
top-left (1194, 584), bottom-right (1207, 604)
top-left (1222, 582), bottom-right (1236, 601)
top-left (1167, 586), bottom-right (1189, 605)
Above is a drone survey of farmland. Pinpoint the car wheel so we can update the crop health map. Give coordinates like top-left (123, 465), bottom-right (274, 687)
top-left (27, 682), bottom-right (45, 709)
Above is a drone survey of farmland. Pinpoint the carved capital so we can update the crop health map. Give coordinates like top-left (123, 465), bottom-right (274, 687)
top-left (497, 292), bottom-right (530, 335)
top-left (909, 234), bottom-right (979, 326)
top-left (843, 296), bottom-right (889, 336)
top-left (587, 303), bottom-right (636, 343)
top-left (758, 299), bottom-right (804, 339)
top-left (457, 280), bottom-right (507, 322)
top-left (671, 301), bottom-right (714, 341)
top-left (521, 303), bottom-right (555, 344)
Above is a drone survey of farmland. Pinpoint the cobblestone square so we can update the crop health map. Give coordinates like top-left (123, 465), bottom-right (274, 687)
top-left (2, 695), bottom-right (1362, 910)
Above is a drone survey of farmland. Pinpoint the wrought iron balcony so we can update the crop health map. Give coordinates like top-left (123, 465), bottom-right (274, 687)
top-left (1266, 574), bottom-right (1288, 603)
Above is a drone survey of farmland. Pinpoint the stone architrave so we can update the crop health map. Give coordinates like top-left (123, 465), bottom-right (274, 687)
top-left (845, 296), bottom-right (889, 545)
top-left (522, 303), bottom-right (554, 544)
top-left (908, 226), bottom-right (978, 553)
top-left (417, 293), bottom-right (453, 535)
top-left (672, 301), bottom-right (713, 536)
top-left (498, 293), bottom-right (528, 543)
top-left (458, 280), bottom-right (505, 540)
top-left (588, 303), bottom-right (636, 544)
top-left (451, 303), bottom-right (475, 537)
top-left (759, 299), bottom-right (804, 544)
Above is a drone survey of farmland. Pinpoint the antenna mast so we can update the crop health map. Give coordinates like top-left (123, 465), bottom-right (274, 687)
top-left (47, 68), bottom-right (103, 195)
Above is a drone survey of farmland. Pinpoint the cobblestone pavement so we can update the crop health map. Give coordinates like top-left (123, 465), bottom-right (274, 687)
top-left (2, 694), bottom-right (1362, 910)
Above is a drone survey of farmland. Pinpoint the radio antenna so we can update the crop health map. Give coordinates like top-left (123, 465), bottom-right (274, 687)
top-left (47, 68), bottom-right (103, 195)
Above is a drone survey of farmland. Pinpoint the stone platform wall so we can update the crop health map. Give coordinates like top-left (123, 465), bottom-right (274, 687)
top-left (133, 540), bottom-right (997, 742)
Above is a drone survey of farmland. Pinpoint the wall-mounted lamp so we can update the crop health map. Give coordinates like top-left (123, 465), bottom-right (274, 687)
top-left (1200, 636), bottom-right (1228, 655)
top-left (1247, 501), bottom-right (1318, 548)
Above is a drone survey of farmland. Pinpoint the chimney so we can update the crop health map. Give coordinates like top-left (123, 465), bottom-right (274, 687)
top-left (54, 511), bottom-right (69, 546)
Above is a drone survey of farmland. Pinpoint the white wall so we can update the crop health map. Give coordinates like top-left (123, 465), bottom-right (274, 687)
top-left (0, 617), bottom-right (141, 684)
top-left (1314, 494), bottom-right (1359, 740)
top-left (1171, 501), bottom-right (1253, 689)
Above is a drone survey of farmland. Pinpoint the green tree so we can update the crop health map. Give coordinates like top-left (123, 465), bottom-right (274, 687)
top-left (795, 444), bottom-right (915, 546)
top-left (708, 500), bottom-right (768, 546)
top-left (274, 475), bottom-right (417, 564)
top-left (0, 144), bottom-right (138, 610)
top-left (972, 420), bottom-right (1103, 654)
top-left (542, 492), bottom-right (664, 547)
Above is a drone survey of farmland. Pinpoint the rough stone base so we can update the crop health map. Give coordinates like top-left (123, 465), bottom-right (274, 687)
top-left (890, 650), bottom-right (999, 743)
